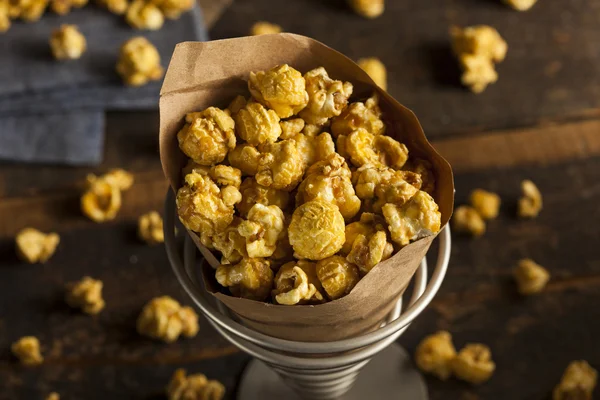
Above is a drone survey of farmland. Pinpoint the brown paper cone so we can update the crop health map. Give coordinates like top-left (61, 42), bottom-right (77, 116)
top-left (159, 34), bottom-right (454, 342)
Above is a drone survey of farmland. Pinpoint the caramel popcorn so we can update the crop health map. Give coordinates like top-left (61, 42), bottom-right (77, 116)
top-left (383, 190), bottom-right (441, 246)
top-left (469, 189), bottom-right (500, 220)
top-left (167, 369), bottom-right (225, 400)
top-left (358, 58), bottom-right (387, 91)
top-left (178, 107), bottom-right (236, 166)
top-left (452, 343), bottom-right (495, 384)
top-left (125, 0), bottom-right (163, 30)
top-left (353, 165), bottom-right (421, 212)
top-left (81, 170), bottom-right (133, 223)
top-left (0, 0), bottom-right (10, 32)
top-left (227, 95), bottom-right (247, 115)
top-left (553, 361), bottom-right (597, 400)
top-left (250, 21), bottom-right (282, 36)
top-left (10, 0), bottom-right (48, 22)
top-left (212, 217), bottom-right (247, 264)
top-left (288, 200), bottom-right (346, 260)
top-left (236, 177), bottom-right (290, 217)
top-left (316, 256), bottom-right (360, 300)
top-left (452, 206), bottom-right (486, 237)
top-left (249, 64), bottom-right (309, 118)
top-left (151, 0), bottom-right (192, 19)
top-left (330, 95), bottom-right (385, 138)
top-left (279, 118), bottom-right (305, 139)
top-left (138, 211), bottom-right (164, 244)
top-left (518, 179), bottom-right (542, 218)
top-left (348, 0), bottom-right (384, 19)
top-left (103, 168), bottom-right (134, 190)
top-left (116, 37), bottom-right (164, 86)
top-left (50, 0), bottom-right (86, 14)
top-left (404, 158), bottom-right (436, 195)
top-left (514, 258), bottom-right (550, 295)
top-left (299, 67), bottom-right (353, 126)
top-left (273, 261), bottom-right (324, 305)
top-left (11, 336), bottom-right (43, 366)
top-left (338, 128), bottom-right (408, 169)
top-left (65, 276), bottom-right (105, 315)
top-left (216, 258), bottom-right (274, 301)
top-left (45, 393), bottom-right (60, 400)
top-left (228, 144), bottom-right (261, 176)
top-left (235, 101), bottom-right (282, 145)
top-left (15, 228), bottom-right (59, 264)
top-left (415, 331), bottom-right (456, 380)
top-left (457, 54), bottom-right (498, 94)
top-left (347, 231), bottom-right (393, 274)
top-left (255, 139), bottom-right (305, 191)
top-left (503, 0), bottom-right (537, 11)
top-left (238, 204), bottom-right (285, 258)
top-left (137, 296), bottom-right (199, 343)
top-left (49, 24), bottom-right (86, 60)
top-left (95, 0), bottom-right (127, 14)
top-left (291, 131), bottom-right (336, 169)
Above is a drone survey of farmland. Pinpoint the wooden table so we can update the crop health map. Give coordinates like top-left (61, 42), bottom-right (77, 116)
top-left (2, 0), bottom-right (599, 399)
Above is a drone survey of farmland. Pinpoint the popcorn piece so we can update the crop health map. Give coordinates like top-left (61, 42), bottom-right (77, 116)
top-left (228, 144), bottom-right (261, 176)
top-left (210, 165), bottom-right (242, 188)
top-left (404, 158), bottom-right (436, 195)
top-left (65, 276), bottom-right (105, 315)
top-left (95, 0), bottom-right (128, 14)
top-left (279, 118), bottom-right (305, 139)
top-left (236, 177), bottom-right (290, 218)
top-left (167, 369), bottom-right (225, 400)
top-left (0, 0), bottom-right (9, 32)
top-left (45, 393), bottom-right (60, 400)
top-left (216, 258), bottom-right (274, 301)
top-left (235, 102), bottom-right (282, 145)
top-left (11, 336), bottom-right (43, 366)
top-left (503, 0), bottom-right (537, 11)
top-left (296, 153), bottom-right (361, 220)
top-left (212, 217), bottom-right (247, 264)
top-left (383, 190), bottom-right (441, 246)
top-left (81, 174), bottom-right (123, 223)
top-left (288, 200), bottom-right (346, 260)
top-left (452, 206), bottom-right (486, 237)
top-left (338, 128), bottom-right (408, 169)
top-left (347, 231), bottom-right (393, 274)
top-left (11, 0), bottom-right (48, 22)
top-left (50, 0), bottom-right (86, 15)
top-left (358, 58), bottom-right (387, 91)
top-left (299, 67), bottom-right (353, 126)
top-left (302, 123), bottom-right (324, 136)
top-left (353, 165), bottom-right (421, 212)
top-left (15, 228), bottom-right (60, 264)
top-left (316, 256), bottom-right (360, 300)
top-left (330, 95), bottom-right (385, 138)
top-left (227, 95), bottom-right (247, 115)
top-left (291, 131), bottom-right (336, 170)
top-left (178, 107), bottom-right (236, 166)
top-left (415, 331), bottom-right (457, 380)
top-left (469, 189), bottom-right (500, 220)
top-left (138, 211), bottom-right (164, 244)
top-left (249, 64), bottom-right (309, 118)
top-left (103, 168), bottom-right (135, 190)
top-left (518, 179), bottom-right (542, 218)
top-left (514, 258), bottom-right (550, 295)
top-left (553, 361), bottom-right (597, 400)
top-left (273, 261), bottom-right (325, 305)
top-left (250, 21), bottom-right (282, 36)
top-left (458, 54), bottom-right (498, 94)
top-left (116, 37), bottom-right (164, 86)
top-left (137, 296), bottom-right (199, 343)
top-left (452, 343), bottom-right (496, 384)
top-left (151, 0), bottom-right (192, 19)
top-left (451, 25), bottom-right (508, 64)
top-left (125, 0), bottom-right (164, 30)
top-left (255, 139), bottom-right (305, 191)
top-left (348, 0), bottom-right (384, 18)
top-left (49, 24), bottom-right (86, 60)
top-left (238, 204), bottom-right (286, 258)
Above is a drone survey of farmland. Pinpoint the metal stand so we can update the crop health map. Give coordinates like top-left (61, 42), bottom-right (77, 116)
top-left (164, 191), bottom-right (451, 400)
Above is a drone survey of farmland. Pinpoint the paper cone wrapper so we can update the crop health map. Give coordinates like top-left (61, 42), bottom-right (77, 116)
top-left (159, 34), bottom-right (454, 342)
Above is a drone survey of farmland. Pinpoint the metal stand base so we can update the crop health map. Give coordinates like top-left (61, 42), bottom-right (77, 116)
top-left (237, 344), bottom-right (428, 400)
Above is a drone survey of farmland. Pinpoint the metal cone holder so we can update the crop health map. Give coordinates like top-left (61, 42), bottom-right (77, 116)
top-left (164, 190), bottom-right (451, 400)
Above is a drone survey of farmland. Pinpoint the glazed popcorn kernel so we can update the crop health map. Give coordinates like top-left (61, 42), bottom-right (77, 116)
top-left (15, 228), bottom-right (60, 264)
top-left (49, 24), bottom-right (86, 60)
top-left (452, 343), bottom-right (496, 384)
top-left (45, 393), bottom-right (60, 400)
top-left (338, 128), bottom-right (409, 170)
top-left (138, 211), bottom-right (164, 244)
top-left (315, 256), bottom-right (360, 300)
top-left (103, 168), bottom-right (134, 190)
top-left (518, 179), bottom-right (543, 218)
top-left (236, 177), bottom-right (290, 218)
top-left (235, 101), bottom-right (282, 145)
top-left (348, 0), bottom-right (384, 19)
top-left (514, 258), bottom-right (550, 295)
top-left (249, 64), bottom-right (309, 119)
top-left (11, 0), bottom-right (48, 22)
top-left (250, 21), bottom-right (282, 36)
top-left (352, 165), bottom-right (421, 212)
top-left (116, 36), bottom-right (164, 86)
top-left (331, 95), bottom-right (385, 138)
top-left (137, 296), bottom-right (199, 343)
top-left (469, 189), bottom-right (501, 220)
top-left (553, 361), bottom-right (597, 400)
top-left (291, 131), bottom-right (335, 169)
top-left (227, 95), bottom-right (247, 115)
top-left (238, 204), bottom-right (286, 258)
top-left (216, 258), bottom-right (274, 301)
top-left (273, 261), bottom-right (325, 305)
top-left (288, 199), bottom-right (346, 260)
top-left (212, 217), bottom-right (247, 264)
top-left (228, 144), bottom-right (262, 176)
top-left (279, 118), bottom-right (305, 140)
top-left (167, 369), bottom-right (225, 400)
top-left (452, 205), bottom-right (486, 237)
top-left (11, 336), bottom-right (43, 366)
top-left (95, 0), bottom-right (128, 14)
top-left (65, 276), bottom-right (105, 315)
top-left (458, 54), bottom-right (499, 94)
top-left (347, 231), bottom-right (394, 275)
top-left (151, 0), bottom-right (193, 19)
top-left (358, 57), bottom-right (387, 91)
top-left (81, 174), bottom-right (122, 222)
top-left (299, 67), bottom-right (353, 126)
top-left (125, 0), bottom-right (164, 30)
top-left (404, 158), bottom-right (436, 195)
top-left (451, 25), bottom-right (508, 64)
top-left (50, 0), bottom-right (85, 14)
top-left (415, 331), bottom-right (457, 380)
top-left (255, 139), bottom-right (305, 191)
top-left (503, 0), bottom-right (537, 11)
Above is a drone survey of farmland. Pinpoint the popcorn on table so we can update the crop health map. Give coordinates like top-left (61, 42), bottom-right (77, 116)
top-left (415, 330), bottom-right (456, 380)
top-left (514, 258), bottom-right (550, 295)
top-left (65, 276), bottom-right (105, 314)
top-left (15, 227), bottom-right (60, 263)
top-left (11, 336), bottom-right (43, 366)
top-left (250, 21), bottom-right (282, 36)
top-left (553, 360), bottom-right (597, 400)
top-left (116, 37), bottom-right (164, 86)
top-left (137, 296), bottom-right (199, 343)
top-left (50, 24), bottom-right (86, 60)
top-left (167, 369), bottom-right (225, 400)
top-left (357, 57), bottom-right (387, 91)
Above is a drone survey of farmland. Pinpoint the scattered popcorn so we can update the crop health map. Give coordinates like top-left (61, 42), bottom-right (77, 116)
top-left (137, 296), bottom-right (199, 342)
top-left (81, 170), bottom-right (133, 223)
top-left (95, 0), bottom-right (127, 14)
top-left (116, 36), bottom-right (164, 86)
top-left (299, 67), bottom-right (353, 126)
top-left (348, 0), bottom-right (384, 19)
top-left (10, 0), bottom-right (48, 22)
top-left (50, 0), bottom-right (86, 14)
top-left (452, 343), bottom-right (495, 384)
top-left (45, 393), bottom-right (60, 400)
top-left (151, 0), bottom-right (192, 19)
top-left (11, 336), bottom-right (43, 366)
top-left (383, 190), bottom-right (441, 246)
top-left (316, 256), bottom-right (360, 300)
top-left (518, 179), bottom-right (542, 218)
top-left (553, 361), bottom-right (597, 400)
top-left (503, 0), bottom-right (537, 11)
top-left (248, 64), bottom-right (309, 118)
top-left (250, 21), bottom-right (282, 36)
top-left (65, 276), bottom-right (105, 315)
top-left (415, 331), bottom-right (457, 380)
top-left (469, 189), bottom-right (500, 220)
top-left (514, 258), bottom-right (550, 295)
top-left (273, 260), bottom-right (324, 305)
top-left (216, 258), bottom-right (274, 301)
top-left (49, 24), bottom-right (86, 60)
top-left (125, 0), bottom-right (163, 30)
top-left (0, 0), bottom-right (10, 32)
top-left (357, 57), bottom-right (387, 91)
top-left (167, 369), bottom-right (225, 400)
top-left (452, 205), bottom-right (486, 237)
top-left (15, 228), bottom-right (60, 264)
top-left (138, 211), bottom-right (164, 244)
top-left (103, 168), bottom-right (135, 190)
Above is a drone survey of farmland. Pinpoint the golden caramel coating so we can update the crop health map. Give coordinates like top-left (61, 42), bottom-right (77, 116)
top-left (255, 139), bottom-right (305, 191)
top-left (0, 0), bottom-right (10, 32)
top-left (289, 200), bottom-right (346, 260)
top-left (553, 361), bottom-right (597, 400)
top-left (316, 256), bottom-right (360, 300)
top-left (167, 369), bottom-right (225, 400)
top-left (338, 128), bottom-right (408, 169)
top-left (210, 165), bottom-right (242, 188)
top-left (10, 0), bottom-right (48, 22)
top-left (451, 25), bottom-right (507, 64)
top-left (238, 204), bottom-right (285, 258)
top-left (250, 21), bottom-right (282, 36)
top-left (227, 95), bottom-right (247, 115)
top-left (235, 102), bottom-right (282, 145)
top-left (353, 165), bottom-right (421, 212)
top-left (95, 0), bottom-right (127, 14)
top-left (503, 0), bottom-right (537, 11)
top-left (452, 205), bottom-right (486, 237)
top-left (212, 217), bottom-right (247, 264)
top-left (330, 95), bottom-right (385, 138)
top-left (125, 0), bottom-right (163, 30)
top-left (138, 211), bottom-right (164, 244)
top-left (514, 258), bottom-right (550, 295)
top-left (178, 107), bottom-right (236, 166)
top-left (518, 179), bottom-right (542, 218)
top-left (458, 54), bottom-right (498, 94)
top-left (346, 231), bottom-right (393, 274)
top-left (383, 190), bottom-right (441, 246)
top-left (81, 174), bottom-right (123, 223)
top-left (469, 189), bottom-right (500, 220)
top-left (45, 392), bottom-right (60, 400)
top-left (403, 158), bottom-right (436, 195)
top-left (302, 123), bottom-right (324, 136)
top-left (15, 228), bottom-right (59, 264)
top-left (116, 37), bottom-right (164, 86)
top-left (358, 58), bottom-right (387, 91)
top-left (299, 67), bottom-right (353, 126)
top-left (279, 118), bottom-right (305, 139)
top-left (273, 261), bottom-right (324, 305)
top-left (151, 0), bottom-right (192, 19)
top-left (228, 144), bottom-right (261, 176)
top-left (348, 0), bottom-right (384, 18)
top-left (291, 131), bottom-right (336, 170)
top-left (236, 177), bottom-right (290, 217)
top-left (65, 276), bottom-right (105, 315)
top-left (452, 343), bottom-right (496, 384)
top-left (50, 0), bottom-right (86, 15)
top-left (296, 153), bottom-right (361, 220)
top-left (11, 336), bottom-right (43, 366)
top-left (415, 331), bottom-right (457, 380)
top-left (103, 168), bottom-right (135, 190)
top-left (249, 64), bottom-right (309, 118)
top-left (176, 171), bottom-right (239, 248)
top-left (137, 296), bottom-right (199, 343)
top-left (216, 258), bottom-right (274, 301)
